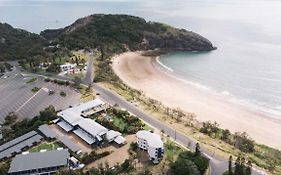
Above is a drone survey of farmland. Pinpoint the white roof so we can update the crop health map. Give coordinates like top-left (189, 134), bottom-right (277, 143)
top-left (136, 130), bottom-right (163, 148)
top-left (114, 136), bottom-right (126, 145)
top-left (77, 118), bottom-right (108, 138)
top-left (57, 98), bottom-right (105, 126)
top-left (57, 120), bottom-right (73, 132)
top-left (57, 110), bottom-right (82, 126)
top-left (72, 98), bottom-right (105, 114)
top-left (106, 130), bottom-right (121, 141)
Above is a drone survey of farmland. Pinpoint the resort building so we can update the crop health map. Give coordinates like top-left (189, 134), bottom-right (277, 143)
top-left (0, 131), bottom-right (42, 161)
top-left (58, 98), bottom-right (107, 118)
top-left (8, 149), bottom-right (70, 175)
top-left (136, 130), bottom-right (164, 163)
top-left (73, 118), bottom-right (108, 145)
top-left (38, 124), bottom-right (57, 140)
top-left (56, 98), bottom-right (126, 146)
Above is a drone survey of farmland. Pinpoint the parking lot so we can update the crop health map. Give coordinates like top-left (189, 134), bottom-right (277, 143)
top-left (0, 67), bottom-right (81, 123)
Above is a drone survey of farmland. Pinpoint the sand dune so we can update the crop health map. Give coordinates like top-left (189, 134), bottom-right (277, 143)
top-left (112, 52), bottom-right (281, 149)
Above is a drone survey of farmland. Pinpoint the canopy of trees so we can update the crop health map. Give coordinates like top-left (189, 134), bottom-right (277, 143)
top-left (170, 150), bottom-right (209, 175)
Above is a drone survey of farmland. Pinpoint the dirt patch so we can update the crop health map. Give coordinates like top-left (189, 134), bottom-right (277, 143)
top-left (84, 135), bottom-right (136, 171)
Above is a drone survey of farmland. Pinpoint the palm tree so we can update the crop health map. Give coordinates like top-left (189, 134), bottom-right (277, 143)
top-left (195, 142), bottom-right (201, 156)
top-left (229, 155), bottom-right (233, 175)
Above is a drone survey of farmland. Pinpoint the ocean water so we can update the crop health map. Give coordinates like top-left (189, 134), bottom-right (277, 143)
top-left (1, 0), bottom-right (281, 118)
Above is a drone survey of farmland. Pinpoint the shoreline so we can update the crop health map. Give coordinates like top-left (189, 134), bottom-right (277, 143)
top-left (154, 54), bottom-right (281, 123)
top-left (112, 51), bottom-right (281, 149)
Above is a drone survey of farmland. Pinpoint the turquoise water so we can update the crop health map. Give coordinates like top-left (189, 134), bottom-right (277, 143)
top-left (1, 0), bottom-right (281, 117)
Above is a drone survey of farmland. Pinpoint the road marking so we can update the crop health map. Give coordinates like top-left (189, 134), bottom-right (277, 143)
top-left (15, 88), bottom-right (43, 112)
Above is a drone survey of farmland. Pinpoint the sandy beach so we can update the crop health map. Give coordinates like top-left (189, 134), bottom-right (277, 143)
top-left (112, 52), bottom-right (281, 149)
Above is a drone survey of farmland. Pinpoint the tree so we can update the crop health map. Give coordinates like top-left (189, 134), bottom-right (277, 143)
top-left (121, 159), bottom-right (133, 172)
top-left (221, 129), bottom-right (231, 143)
top-left (195, 142), bottom-right (201, 156)
top-left (245, 160), bottom-right (252, 175)
top-left (170, 152), bottom-right (200, 175)
top-left (234, 157), bottom-right (241, 175)
top-left (228, 155), bottom-right (233, 175)
top-left (233, 132), bottom-right (255, 153)
top-left (241, 157), bottom-right (246, 174)
top-left (4, 112), bottom-right (18, 125)
top-left (0, 163), bottom-right (9, 175)
top-left (0, 63), bottom-right (5, 73)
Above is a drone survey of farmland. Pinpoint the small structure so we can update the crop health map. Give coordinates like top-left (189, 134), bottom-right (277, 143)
top-left (38, 124), bottom-right (57, 140)
top-left (136, 130), bottom-right (164, 163)
top-left (58, 136), bottom-right (81, 154)
top-left (60, 63), bottom-right (75, 72)
top-left (69, 156), bottom-right (84, 169)
top-left (106, 130), bottom-right (126, 145)
top-left (8, 149), bottom-right (70, 175)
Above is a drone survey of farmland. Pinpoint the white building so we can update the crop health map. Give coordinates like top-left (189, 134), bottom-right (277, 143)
top-left (136, 130), bottom-right (164, 163)
top-left (56, 98), bottom-right (126, 146)
top-left (60, 63), bottom-right (75, 72)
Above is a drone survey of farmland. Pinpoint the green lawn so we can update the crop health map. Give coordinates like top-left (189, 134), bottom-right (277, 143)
top-left (113, 117), bottom-right (128, 131)
top-left (30, 142), bottom-right (60, 152)
top-left (143, 124), bottom-right (152, 131)
top-left (164, 140), bottom-right (184, 162)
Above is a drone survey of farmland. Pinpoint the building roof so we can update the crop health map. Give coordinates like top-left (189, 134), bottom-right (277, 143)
top-left (8, 149), bottom-right (70, 173)
top-left (57, 120), bottom-right (73, 132)
top-left (114, 136), bottom-right (126, 145)
top-left (57, 110), bottom-right (82, 126)
top-left (106, 130), bottom-right (121, 141)
top-left (58, 136), bottom-right (81, 153)
top-left (38, 124), bottom-right (57, 139)
top-left (136, 130), bottom-right (163, 148)
top-left (0, 131), bottom-right (37, 152)
top-left (57, 98), bottom-right (105, 126)
top-left (77, 118), bottom-right (108, 138)
top-left (73, 128), bottom-right (95, 145)
top-left (0, 131), bottom-right (42, 160)
top-left (74, 98), bottom-right (105, 114)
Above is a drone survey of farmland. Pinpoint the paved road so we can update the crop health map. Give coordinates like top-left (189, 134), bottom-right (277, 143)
top-left (83, 53), bottom-right (94, 85)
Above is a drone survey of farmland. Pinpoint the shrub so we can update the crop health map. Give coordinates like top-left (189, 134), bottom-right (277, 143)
top-left (4, 112), bottom-right (18, 125)
top-left (60, 91), bottom-right (66, 97)
top-left (233, 132), bottom-right (255, 153)
top-left (44, 78), bottom-right (51, 82)
top-left (31, 87), bottom-right (40, 92)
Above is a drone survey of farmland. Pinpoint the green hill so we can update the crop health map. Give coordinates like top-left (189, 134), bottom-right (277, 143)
top-left (0, 14), bottom-right (215, 61)
top-left (0, 23), bottom-right (46, 61)
top-left (41, 14), bottom-right (215, 53)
